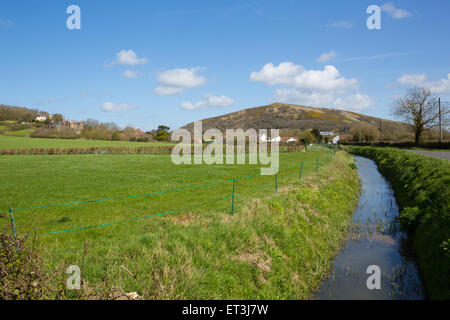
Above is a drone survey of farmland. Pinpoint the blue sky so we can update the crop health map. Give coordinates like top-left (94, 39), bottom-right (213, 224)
top-left (1, 0), bottom-right (449, 131)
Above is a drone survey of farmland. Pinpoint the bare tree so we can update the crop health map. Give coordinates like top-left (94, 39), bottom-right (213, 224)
top-left (391, 87), bottom-right (449, 144)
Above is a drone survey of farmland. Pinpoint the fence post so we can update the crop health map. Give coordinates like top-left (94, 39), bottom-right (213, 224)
top-left (275, 174), bottom-right (278, 193)
top-left (298, 161), bottom-right (304, 181)
top-left (9, 206), bottom-right (17, 239)
top-left (231, 178), bottom-right (235, 215)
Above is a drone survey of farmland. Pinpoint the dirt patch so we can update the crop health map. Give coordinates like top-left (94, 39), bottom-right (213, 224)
top-left (302, 203), bottom-right (320, 218)
top-left (234, 252), bottom-right (272, 272)
top-left (170, 213), bottom-right (195, 226)
top-left (277, 186), bottom-right (294, 193)
top-left (113, 291), bottom-right (143, 300)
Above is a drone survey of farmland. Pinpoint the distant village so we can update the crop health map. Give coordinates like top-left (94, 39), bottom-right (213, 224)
top-left (33, 112), bottom-right (154, 141)
top-left (33, 112), bottom-right (340, 145)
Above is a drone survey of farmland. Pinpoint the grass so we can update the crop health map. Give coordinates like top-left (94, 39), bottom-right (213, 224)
top-left (0, 135), bottom-right (174, 150)
top-left (2, 128), bottom-right (34, 137)
top-left (348, 146), bottom-right (450, 299)
top-left (0, 150), bottom-right (359, 299)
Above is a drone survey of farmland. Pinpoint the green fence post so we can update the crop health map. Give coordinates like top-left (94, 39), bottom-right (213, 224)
top-left (298, 161), bottom-right (304, 181)
top-left (231, 178), bottom-right (235, 215)
top-left (9, 206), bottom-right (17, 239)
top-left (275, 174), bottom-right (278, 193)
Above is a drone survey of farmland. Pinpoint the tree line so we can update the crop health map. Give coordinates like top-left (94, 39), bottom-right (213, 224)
top-left (0, 104), bottom-right (172, 142)
top-left (0, 105), bottom-right (38, 122)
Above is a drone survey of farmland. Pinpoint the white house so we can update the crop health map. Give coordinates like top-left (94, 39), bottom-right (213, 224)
top-left (332, 135), bottom-right (340, 144)
top-left (36, 113), bottom-right (52, 122)
top-left (36, 115), bottom-right (48, 122)
top-left (287, 137), bottom-right (297, 143)
top-left (260, 134), bottom-right (281, 143)
top-left (320, 131), bottom-right (334, 136)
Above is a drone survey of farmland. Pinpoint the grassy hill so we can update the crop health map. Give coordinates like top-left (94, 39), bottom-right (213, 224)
top-left (182, 103), bottom-right (409, 136)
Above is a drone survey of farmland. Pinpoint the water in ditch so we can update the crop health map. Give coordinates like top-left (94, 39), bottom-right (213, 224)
top-left (315, 156), bottom-right (424, 299)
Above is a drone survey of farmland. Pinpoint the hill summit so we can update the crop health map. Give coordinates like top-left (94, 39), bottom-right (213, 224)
top-left (181, 103), bottom-right (407, 135)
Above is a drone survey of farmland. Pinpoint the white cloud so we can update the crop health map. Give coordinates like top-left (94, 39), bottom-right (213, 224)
top-left (154, 67), bottom-right (207, 95)
top-left (110, 49), bottom-right (148, 66)
top-left (317, 50), bottom-right (337, 63)
top-left (274, 88), bottom-right (337, 107)
top-left (154, 86), bottom-right (184, 95)
top-left (337, 52), bottom-right (409, 62)
top-left (397, 73), bottom-right (450, 94)
top-left (122, 69), bottom-right (138, 79)
top-left (397, 74), bottom-right (427, 86)
top-left (334, 94), bottom-right (374, 111)
top-left (381, 2), bottom-right (412, 19)
top-left (331, 20), bottom-right (352, 29)
top-left (251, 62), bottom-right (373, 111)
top-left (250, 62), bottom-right (357, 92)
top-left (249, 62), bottom-right (303, 86)
top-left (102, 102), bottom-right (137, 112)
top-left (181, 94), bottom-right (234, 110)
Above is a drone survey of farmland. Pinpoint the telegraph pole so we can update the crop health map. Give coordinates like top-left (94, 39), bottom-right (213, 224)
top-left (379, 119), bottom-right (382, 143)
top-left (439, 97), bottom-right (442, 144)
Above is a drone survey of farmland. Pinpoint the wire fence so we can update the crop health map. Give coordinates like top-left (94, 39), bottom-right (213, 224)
top-left (4, 148), bottom-right (338, 238)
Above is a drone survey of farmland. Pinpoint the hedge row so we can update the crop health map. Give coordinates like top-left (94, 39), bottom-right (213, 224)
top-left (349, 146), bottom-right (450, 299)
top-left (0, 144), bottom-right (305, 156)
top-left (343, 141), bottom-right (450, 150)
top-left (0, 146), bottom-right (174, 155)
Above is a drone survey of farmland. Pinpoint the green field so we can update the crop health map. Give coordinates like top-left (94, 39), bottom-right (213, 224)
top-left (0, 135), bottom-right (174, 150)
top-left (2, 128), bottom-right (35, 137)
top-left (0, 150), bottom-right (359, 299)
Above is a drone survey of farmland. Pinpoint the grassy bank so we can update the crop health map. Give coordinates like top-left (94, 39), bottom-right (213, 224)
top-left (0, 151), bottom-right (359, 299)
top-left (348, 146), bottom-right (450, 299)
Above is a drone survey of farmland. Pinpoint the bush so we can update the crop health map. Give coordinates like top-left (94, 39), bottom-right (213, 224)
top-left (7, 123), bottom-right (28, 132)
top-left (31, 127), bottom-right (79, 139)
top-left (31, 128), bottom-right (59, 139)
top-left (136, 136), bottom-right (149, 142)
top-left (349, 146), bottom-right (450, 299)
top-left (80, 126), bottom-right (113, 140)
top-left (0, 227), bottom-right (61, 299)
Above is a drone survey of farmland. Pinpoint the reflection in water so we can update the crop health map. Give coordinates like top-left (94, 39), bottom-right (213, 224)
top-left (315, 156), bottom-right (424, 300)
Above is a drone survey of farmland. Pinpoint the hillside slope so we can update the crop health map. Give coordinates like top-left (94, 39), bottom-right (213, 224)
top-left (181, 103), bottom-right (408, 135)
